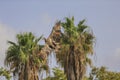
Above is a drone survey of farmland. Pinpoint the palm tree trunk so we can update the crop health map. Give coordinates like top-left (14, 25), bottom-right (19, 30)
top-left (32, 66), bottom-right (39, 80)
top-left (64, 46), bottom-right (85, 80)
top-left (19, 63), bottom-right (25, 80)
top-left (65, 46), bottom-right (75, 80)
top-left (24, 59), bottom-right (30, 80)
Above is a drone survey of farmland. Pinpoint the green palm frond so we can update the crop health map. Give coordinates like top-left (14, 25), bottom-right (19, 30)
top-left (0, 67), bottom-right (11, 80)
top-left (7, 41), bottom-right (17, 47)
top-left (44, 68), bottom-right (67, 80)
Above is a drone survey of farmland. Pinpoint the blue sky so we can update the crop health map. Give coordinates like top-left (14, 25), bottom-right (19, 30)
top-left (0, 0), bottom-right (120, 73)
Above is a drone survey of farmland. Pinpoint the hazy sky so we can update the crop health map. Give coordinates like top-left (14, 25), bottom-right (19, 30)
top-left (0, 0), bottom-right (120, 73)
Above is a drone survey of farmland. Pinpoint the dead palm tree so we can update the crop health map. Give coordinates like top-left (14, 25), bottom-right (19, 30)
top-left (38, 21), bottom-right (61, 65)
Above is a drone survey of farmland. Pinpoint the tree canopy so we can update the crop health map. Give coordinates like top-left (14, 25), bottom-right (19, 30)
top-left (88, 66), bottom-right (120, 80)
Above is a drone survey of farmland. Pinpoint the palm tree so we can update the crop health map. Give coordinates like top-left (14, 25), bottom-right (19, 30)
top-left (56, 17), bottom-right (95, 80)
top-left (89, 66), bottom-right (120, 80)
top-left (37, 21), bottom-right (62, 79)
top-left (39, 21), bottom-right (61, 58)
top-left (44, 68), bottom-right (67, 80)
top-left (4, 32), bottom-right (45, 80)
top-left (0, 67), bottom-right (11, 80)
